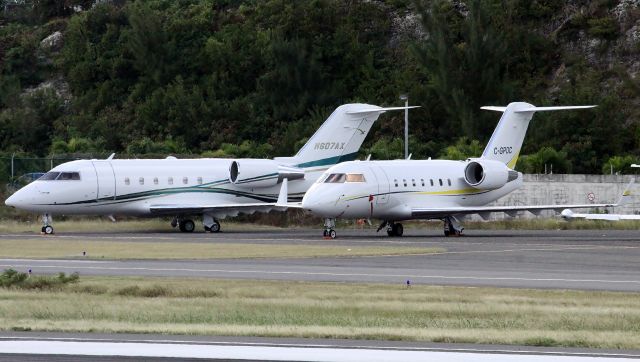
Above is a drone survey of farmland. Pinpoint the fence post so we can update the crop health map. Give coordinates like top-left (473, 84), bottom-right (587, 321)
top-left (11, 152), bottom-right (14, 181)
top-left (50, 155), bottom-right (53, 170)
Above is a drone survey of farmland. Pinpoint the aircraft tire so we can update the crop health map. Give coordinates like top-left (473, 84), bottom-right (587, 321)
top-left (394, 223), bottom-right (403, 237)
top-left (180, 220), bottom-right (195, 233)
top-left (329, 229), bottom-right (337, 239)
top-left (43, 225), bottom-right (54, 235)
top-left (209, 221), bottom-right (221, 233)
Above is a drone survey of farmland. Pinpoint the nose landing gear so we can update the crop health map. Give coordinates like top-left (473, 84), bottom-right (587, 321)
top-left (323, 218), bottom-right (337, 239)
top-left (41, 214), bottom-right (54, 235)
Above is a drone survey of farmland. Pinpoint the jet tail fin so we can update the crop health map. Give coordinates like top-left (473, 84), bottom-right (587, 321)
top-left (481, 102), bottom-right (596, 168)
top-left (284, 104), bottom-right (418, 169)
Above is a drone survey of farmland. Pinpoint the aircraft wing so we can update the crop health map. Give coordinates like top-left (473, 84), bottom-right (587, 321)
top-left (149, 179), bottom-right (299, 216)
top-left (412, 180), bottom-right (634, 219)
top-left (411, 203), bottom-right (616, 219)
top-left (560, 209), bottom-right (640, 221)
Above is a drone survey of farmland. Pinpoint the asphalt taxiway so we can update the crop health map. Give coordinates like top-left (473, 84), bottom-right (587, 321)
top-left (1, 229), bottom-right (639, 291)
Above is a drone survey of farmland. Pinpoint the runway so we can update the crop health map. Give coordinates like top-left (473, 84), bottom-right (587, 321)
top-left (1, 229), bottom-right (639, 291)
top-left (0, 332), bottom-right (638, 361)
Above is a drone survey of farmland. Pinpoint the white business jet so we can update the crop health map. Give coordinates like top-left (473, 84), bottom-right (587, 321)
top-left (301, 102), bottom-right (624, 238)
top-left (5, 103), bottom-right (416, 234)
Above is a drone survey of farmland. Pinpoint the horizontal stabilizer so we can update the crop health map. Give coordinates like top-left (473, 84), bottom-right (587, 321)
top-left (481, 105), bottom-right (596, 113)
top-left (346, 106), bottom-right (420, 115)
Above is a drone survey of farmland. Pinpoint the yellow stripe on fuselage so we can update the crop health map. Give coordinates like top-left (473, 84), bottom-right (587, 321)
top-left (507, 151), bottom-right (520, 169)
top-left (341, 188), bottom-right (483, 201)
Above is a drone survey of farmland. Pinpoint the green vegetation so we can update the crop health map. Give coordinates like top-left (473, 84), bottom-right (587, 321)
top-left (0, 237), bottom-right (443, 260)
top-left (0, 0), bottom-right (637, 180)
top-left (0, 268), bottom-right (78, 289)
top-left (0, 276), bottom-right (638, 349)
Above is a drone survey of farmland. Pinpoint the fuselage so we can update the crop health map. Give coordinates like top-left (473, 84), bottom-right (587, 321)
top-left (6, 158), bottom-right (325, 217)
top-left (301, 160), bottom-right (523, 220)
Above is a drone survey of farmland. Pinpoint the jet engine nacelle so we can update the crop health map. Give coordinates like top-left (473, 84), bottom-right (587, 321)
top-left (229, 160), bottom-right (304, 188)
top-left (463, 159), bottom-right (513, 190)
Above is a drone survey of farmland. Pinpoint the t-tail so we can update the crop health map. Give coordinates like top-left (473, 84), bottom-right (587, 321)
top-left (480, 102), bottom-right (596, 168)
top-left (276, 104), bottom-right (418, 169)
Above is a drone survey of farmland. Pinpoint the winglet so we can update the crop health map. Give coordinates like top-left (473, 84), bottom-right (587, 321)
top-left (616, 179), bottom-right (635, 206)
top-left (276, 178), bottom-right (288, 207)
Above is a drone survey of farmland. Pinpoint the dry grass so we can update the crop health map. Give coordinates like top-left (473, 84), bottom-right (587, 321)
top-left (1, 277), bottom-right (638, 349)
top-left (0, 238), bottom-right (441, 259)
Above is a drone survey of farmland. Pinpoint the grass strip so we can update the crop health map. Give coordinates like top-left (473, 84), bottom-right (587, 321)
top-left (0, 239), bottom-right (442, 259)
top-left (0, 276), bottom-right (638, 349)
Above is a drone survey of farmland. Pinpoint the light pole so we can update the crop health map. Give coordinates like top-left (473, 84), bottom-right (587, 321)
top-left (400, 94), bottom-right (408, 159)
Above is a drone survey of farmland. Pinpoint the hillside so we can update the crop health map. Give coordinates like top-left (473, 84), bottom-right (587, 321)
top-left (0, 0), bottom-right (639, 176)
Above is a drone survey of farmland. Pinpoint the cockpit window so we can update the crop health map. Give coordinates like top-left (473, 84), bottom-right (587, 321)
top-left (345, 173), bottom-right (366, 183)
top-left (39, 172), bottom-right (60, 180)
top-left (324, 173), bottom-right (346, 183)
top-left (39, 171), bottom-right (80, 181)
top-left (57, 172), bottom-right (81, 180)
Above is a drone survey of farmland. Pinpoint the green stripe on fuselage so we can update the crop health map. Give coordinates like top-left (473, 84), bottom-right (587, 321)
top-left (295, 152), bottom-right (359, 168)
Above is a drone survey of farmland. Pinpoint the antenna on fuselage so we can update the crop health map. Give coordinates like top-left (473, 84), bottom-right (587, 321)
top-left (106, 153), bottom-right (115, 160)
top-left (406, 153), bottom-right (412, 160)
top-left (365, 154), bottom-right (371, 161)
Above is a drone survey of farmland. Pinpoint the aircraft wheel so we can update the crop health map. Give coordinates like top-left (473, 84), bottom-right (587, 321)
top-left (329, 229), bottom-right (337, 239)
top-left (180, 219), bottom-right (195, 233)
top-left (386, 228), bottom-right (394, 237)
top-left (323, 230), bottom-right (329, 237)
top-left (394, 223), bottom-right (404, 237)
top-left (43, 225), bottom-right (54, 235)
top-left (209, 221), bottom-right (221, 233)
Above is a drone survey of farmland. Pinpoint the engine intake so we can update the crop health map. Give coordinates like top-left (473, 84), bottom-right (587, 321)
top-left (464, 159), bottom-right (515, 190)
top-left (229, 160), bottom-right (304, 188)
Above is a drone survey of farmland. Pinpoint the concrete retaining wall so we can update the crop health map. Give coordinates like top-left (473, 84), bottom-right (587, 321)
top-left (478, 174), bottom-right (637, 220)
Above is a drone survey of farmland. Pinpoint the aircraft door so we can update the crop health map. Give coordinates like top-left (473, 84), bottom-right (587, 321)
top-left (92, 161), bottom-right (116, 200)
top-left (371, 165), bottom-right (390, 204)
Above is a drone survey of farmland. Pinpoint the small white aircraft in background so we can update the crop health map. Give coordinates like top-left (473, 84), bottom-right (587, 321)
top-left (300, 102), bottom-right (626, 238)
top-left (5, 103), bottom-right (416, 234)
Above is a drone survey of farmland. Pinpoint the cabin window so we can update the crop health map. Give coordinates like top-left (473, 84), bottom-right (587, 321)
top-left (439, 179), bottom-right (443, 186)
top-left (153, 177), bottom-right (158, 185)
top-left (124, 177), bottom-right (130, 186)
top-left (394, 179), bottom-right (398, 187)
top-left (345, 173), bottom-right (366, 183)
top-left (403, 179), bottom-right (407, 187)
top-left (421, 179), bottom-right (425, 187)
top-left (183, 177), bottom-right (188, 185)
top-left (430, 179), bottom-right (434, 187)
top-left (168, 177), bottom-right (173, 185)
top-left (412, 179), bottom-right (416, 187)
top-left (324, 173), bottom-right (346, 183)
top-left (197, 176), bottom-right (203, 185)
top-left (448, 178), bottom-right (452, 186)
top-left (139, 177), bottom-right (144, 185)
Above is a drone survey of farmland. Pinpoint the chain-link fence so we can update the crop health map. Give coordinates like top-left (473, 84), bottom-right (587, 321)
top-left (0, 155), bottom-right (105, 192)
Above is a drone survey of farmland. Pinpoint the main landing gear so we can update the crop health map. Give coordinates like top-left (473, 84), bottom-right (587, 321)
top-left (41, 213), bottom-right (54, 235)
top-left (443, 216), bottom-right (463, 237)
top-left (323, 218), bottom-right (337, 239)
top-left (172, 217), bottom-right (196, 233)
top-left (203, 214), bottom-right (221, 233)
top-left (376, 221), bottom-right (404, 237)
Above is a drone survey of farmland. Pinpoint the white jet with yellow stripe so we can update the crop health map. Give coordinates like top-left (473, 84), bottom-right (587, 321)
top-left (301, 102), bottom-right (619, 238)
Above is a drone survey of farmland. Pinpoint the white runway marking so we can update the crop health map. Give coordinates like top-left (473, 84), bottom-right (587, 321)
top-left (0, 340), bottom-right (633, 361)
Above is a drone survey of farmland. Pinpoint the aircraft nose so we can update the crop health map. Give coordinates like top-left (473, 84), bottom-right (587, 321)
top-left (5, 193), bottom-right (18, 208)
top-left (302, 188), bottom-right (341, 217)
